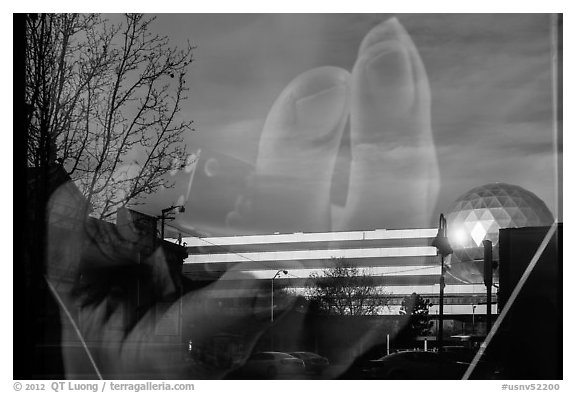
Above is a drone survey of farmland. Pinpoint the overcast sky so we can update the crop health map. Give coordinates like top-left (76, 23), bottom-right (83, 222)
top-left (129, 14), bottom-right (561, 236)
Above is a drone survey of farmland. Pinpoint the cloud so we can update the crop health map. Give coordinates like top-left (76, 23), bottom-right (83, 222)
top-left (435, 131), bottom-right (559, 220)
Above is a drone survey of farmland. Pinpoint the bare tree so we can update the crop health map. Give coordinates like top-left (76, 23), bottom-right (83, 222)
top-left (25, 13), bottom-right (195, 219)
top-left (306, 259), bottom-right (391, 316)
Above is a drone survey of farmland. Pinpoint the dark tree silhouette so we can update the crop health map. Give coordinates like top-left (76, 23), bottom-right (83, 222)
top-left (305, 259), bottom-right (391, 316)
top-left (25, 13), bottom-right (195, 219)
top-left (399, 292), bottom-right (433, 338)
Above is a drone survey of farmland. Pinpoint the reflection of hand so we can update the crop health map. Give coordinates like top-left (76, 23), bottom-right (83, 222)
top-left (228, 17), bottom-right (440, 370)
top-left (229, 17), bottom-right (439, 233)
top-left (46, 17), bottom-right (439, 380)
top-left (46, 198), bottom-right (277, 379)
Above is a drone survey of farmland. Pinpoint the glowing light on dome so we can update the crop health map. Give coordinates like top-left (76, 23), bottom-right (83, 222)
top-left (450, 227), bottom-right (468, 246)
top-left (445, 182), bottom-right (554, 284)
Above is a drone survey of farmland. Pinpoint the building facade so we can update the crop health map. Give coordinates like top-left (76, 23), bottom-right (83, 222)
top-left (182, 228), bottom-right (497, 316)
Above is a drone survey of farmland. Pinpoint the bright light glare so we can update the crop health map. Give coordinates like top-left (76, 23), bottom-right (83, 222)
top-left (451, 227), bottom-right (468, 246)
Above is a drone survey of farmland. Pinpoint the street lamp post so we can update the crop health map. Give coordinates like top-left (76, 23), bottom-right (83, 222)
top-left (270, 270), bottom-right (288, 351)
top-left (439, 259), bottom-right (446, 350)
top-left (432, 214), bottom-right (453, 352)
top-left (159, 205), bottom-right (185, 239)
top-left (472, 305), bottom-right (476, 335)
top-left (271, 270), bottom-right (288, 323)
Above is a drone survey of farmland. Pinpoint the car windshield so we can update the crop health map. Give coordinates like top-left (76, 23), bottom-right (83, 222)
top-left (273, 353), bottom-right (295, 359)
top-left (292, 352), bottom-right (315, 358)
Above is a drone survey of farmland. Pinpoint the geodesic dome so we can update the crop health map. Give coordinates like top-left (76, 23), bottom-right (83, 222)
top-left (445, 183), bottom-right (554, 284)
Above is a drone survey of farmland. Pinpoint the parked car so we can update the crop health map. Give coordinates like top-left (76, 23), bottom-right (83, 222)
top-left (363, 350), bottom-right (465, 379)
top-left (364, 350), bottom-right (497, 380)
top-left (337, 344), bottom-right (390, 379)
top-left (238, 351), bottom-right (305, 379)
top-left (441, 346), bottom-right (476, 362)
top-left (289, 352), bottom-right (329, 374)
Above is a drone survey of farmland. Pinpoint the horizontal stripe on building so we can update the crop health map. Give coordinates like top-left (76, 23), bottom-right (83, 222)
top-left (185, 246), bottom-right (437, 264)
top-left (181, 228), bottom-right (437, 248)
top-left (182, 274), bottom-right (468, 288)
top-left (187, 237), bottom-right (438, 255)
top-left (182, 255), bottom-right (441, 273)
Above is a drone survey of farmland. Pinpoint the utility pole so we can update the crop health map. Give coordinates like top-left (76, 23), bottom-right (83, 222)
top-left (483, 240), bottom-right (493, 333)
top-left (159, 205), bottom-right (185, 239)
